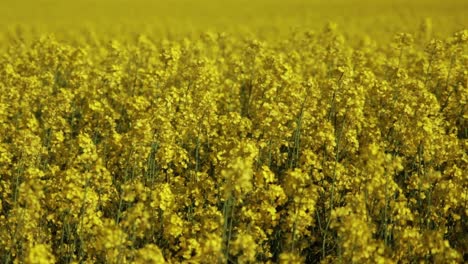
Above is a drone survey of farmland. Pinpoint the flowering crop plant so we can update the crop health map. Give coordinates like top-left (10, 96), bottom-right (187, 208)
top-left (0, 0), bottom-right (467, 263)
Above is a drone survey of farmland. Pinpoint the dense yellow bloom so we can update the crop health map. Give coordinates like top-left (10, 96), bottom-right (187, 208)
top-left (134, 244), bottom-right (166, 264)
top-left (25, 244), bottom-right (56, 264)
top-left (0, 0), bottom-right (466, 263)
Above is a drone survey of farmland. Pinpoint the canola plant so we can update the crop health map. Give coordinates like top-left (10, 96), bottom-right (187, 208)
top-left (0, 0), bottom-right (467, 263)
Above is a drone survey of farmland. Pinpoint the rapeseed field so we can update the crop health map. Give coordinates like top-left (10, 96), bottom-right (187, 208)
top-left (0, 0), bottom-right (466, 263)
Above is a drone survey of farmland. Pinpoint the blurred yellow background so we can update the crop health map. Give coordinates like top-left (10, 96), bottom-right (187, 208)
top-left (0, 0), bottom-right (466, 38)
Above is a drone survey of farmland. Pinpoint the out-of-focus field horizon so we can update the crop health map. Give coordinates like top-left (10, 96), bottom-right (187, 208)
top-left (1, 0), bottom-right (466, 41)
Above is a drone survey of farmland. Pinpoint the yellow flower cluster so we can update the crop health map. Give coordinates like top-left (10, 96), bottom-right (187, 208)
top-left (0, 1), bottom-right (467, 263)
